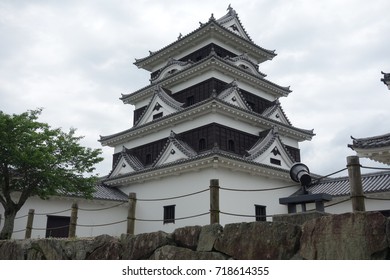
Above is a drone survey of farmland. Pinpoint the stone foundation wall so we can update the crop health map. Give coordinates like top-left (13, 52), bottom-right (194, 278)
top-left (0, 212), bottom-right (389, 260)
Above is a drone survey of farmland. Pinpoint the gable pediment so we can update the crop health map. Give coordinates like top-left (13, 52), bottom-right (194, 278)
top-left (108, 148), bottom-right (143, 179)
top-left (262, 100), bottom-right (292, 126)
top-left (217, 81), bottom-right (252, 111)
top-left (246, 128), bottom-right (295, 169)
top-left (153, 131), bottom-right (197, 167)
top-left (225, 53), bottom-right (266, 78)
top-left (217, 5), bottom-right (251, 41)
top-left (135, 86), bottom-right (184, 126)
top-left (151, 58), bottom-right (194, 84)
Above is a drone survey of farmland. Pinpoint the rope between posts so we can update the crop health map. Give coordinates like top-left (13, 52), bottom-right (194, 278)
top-left (135, 211), bottom-right (210, 222)
top-left (220, 183), bottom-right (300, 192)
top-left (311, 167), bottom-right (349, 183)
top-left (32, 224), bottom-right (70, 231)
top-left (12, 228), bottom-right (26, 234)
top-left (220, 211), bottom-right (273, 218)
top-left (14, 214), bottom-right (29, 220)
top-left (136, 188), bottom-right (209, 202)
top-left (324, 197), bottom-right (351, 208)
top-left (361, 165), bottom-right (390, 171)
top-left (365, 197), bottom-right (390, 201)
top-left (78, 201), bottom-right (127, 211)
top-left (35, 208), bottom-right (72, 216)
top-left (77, 219), bottom-right (127, 227)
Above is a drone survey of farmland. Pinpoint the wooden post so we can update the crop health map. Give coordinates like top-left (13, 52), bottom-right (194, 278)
top-left (210, 179), bottom-right (220, 224)
top-left (68, 202), bottom-right (78, 238)
top-left (25, 209), bottom-right (35, 239)
top-left (127, 192), bottom-right (137, 235)
top-left (347, 156), bottom-right (365, 212)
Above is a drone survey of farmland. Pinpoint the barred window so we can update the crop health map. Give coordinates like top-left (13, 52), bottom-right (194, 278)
top-left (255, 205), bottom-right (266, 222)
top-left (163, 205), bottom-right (175, 224)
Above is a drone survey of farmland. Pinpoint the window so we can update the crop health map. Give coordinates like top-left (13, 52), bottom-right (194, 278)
top-left (228, 139), bottom-right (235, 152)
top-left (255, 205), bottom-right (266, 222)
top-left (145, 154), bottom-right (152, 165)
top-left (153, 112), bottom-right (163, 120)
top-left (186, 96), bottom-right (195, 106)
top-left (163, 205), bottom-right (175, 224)
top-left (46, 215), bottom-right (70, 238)
top-left (270, 158), bottom-right (281, 166)
top-left (199, 138), bottom-right (206, 151)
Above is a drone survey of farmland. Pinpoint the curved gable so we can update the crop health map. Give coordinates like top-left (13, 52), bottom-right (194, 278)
top-left (245, 128), bottom-right (295, 169)
top-left (135, 86), bottom-right (184, 126)
top-left (153, 131), bottom-right (197, 166)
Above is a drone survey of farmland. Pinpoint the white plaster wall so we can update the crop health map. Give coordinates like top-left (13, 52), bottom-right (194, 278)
top-left (298, 195), bottom-right (390, 215)
top-left (118, 167), bottom-right (299, 234)
top-left (0, 197), bottom-right (128, 240)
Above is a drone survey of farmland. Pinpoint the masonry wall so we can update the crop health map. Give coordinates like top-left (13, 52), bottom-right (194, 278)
top-left (0, 212), bottom-right (389, 260)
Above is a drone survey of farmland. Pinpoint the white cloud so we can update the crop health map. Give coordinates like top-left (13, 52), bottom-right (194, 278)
top-left (1, 0), bottom-right (389, 176)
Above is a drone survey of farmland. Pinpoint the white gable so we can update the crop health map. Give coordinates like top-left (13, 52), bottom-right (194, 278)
top-left (265, 107), bottom-right (290, 125)
top-left (217, 7), bottom-right (251, 41)
top-left (262, 101), bottom-right (292, 126)
top-left (136, 87), bottom-right (184, 126)
top-left (109, 156), bottom-right (137, 178)
top-left (218, 85), bottom-right (252, 111)
top-left (250, 140), bottom-right (294, 170)
top-left (246, 129), bottom-right (295, 170)
top-left (153, 142), bottom-right (191, 166)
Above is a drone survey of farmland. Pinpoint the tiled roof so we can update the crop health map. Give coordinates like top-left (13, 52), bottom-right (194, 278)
top-left (92, 183), bottom-right (129, 201)
top-left (152, 130), bottom-right (198, 167)
top-left (349, 133), bottom-right (390, 149)
top-left (244, 127), bottom-right (295, 164)
top-left (124, 51), bottom-right (290, 103)
top-left (134, 11), bottom-right (276, 68)
top-left (261, 99), bottom-right (292, 126)
top-left (216, 5), bottom-right (253, 42)
top-left (100, 96), bottom-right (315, 147)
top-left (103, 148), bottom-right (294, 186)
top-left (348, 133), bottom-right (390, 165)
top-left (307, 171), bottom-right (390, 197)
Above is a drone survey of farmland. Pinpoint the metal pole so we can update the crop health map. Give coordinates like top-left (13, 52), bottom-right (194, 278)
top-left (347, 156), bottom-right (365, 212)
top-left (210, 179), bottom-right (220, 224)
top-left (127, 193), bottom-right (137, 235)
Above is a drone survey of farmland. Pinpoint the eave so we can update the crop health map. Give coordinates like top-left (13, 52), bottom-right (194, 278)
top-left (99, 98), bottom-right (315, 147)
top-left (102, 151), bottom-right (295, 187)
top-left (353, 148), bottom-right (390, 165)
top-left (122, 54), bottom-right (291, 105)
top-left (134, 20), bottom-right (276, 71)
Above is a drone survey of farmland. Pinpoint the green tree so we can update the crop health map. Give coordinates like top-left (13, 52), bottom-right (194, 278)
top-left (0, 109), bottom-right (103, 240)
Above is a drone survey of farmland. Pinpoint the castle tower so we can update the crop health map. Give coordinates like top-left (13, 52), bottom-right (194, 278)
top-left (99, 6), bottom-right (314, 234)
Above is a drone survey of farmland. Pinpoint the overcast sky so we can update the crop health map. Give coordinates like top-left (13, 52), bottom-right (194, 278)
top-left (1, 0), bottom-right (389, 177)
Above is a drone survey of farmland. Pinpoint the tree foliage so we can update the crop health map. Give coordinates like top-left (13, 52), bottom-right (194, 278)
top-left (0, 109), bottom-right (104, 239)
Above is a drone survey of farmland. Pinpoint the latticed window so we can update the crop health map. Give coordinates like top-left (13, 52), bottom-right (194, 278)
top-left (163, 205), bottom-right (175, 224)
top-left (199, 138), bottom-right (206, 151)
top-left (255, 205), bottom-right (266, 222)
top-left (228, 139), bottom-right (235, 152)
top-left (153, 112), bottom-right (163, 120)
top-left (145, 154), bottom-right (152, 165)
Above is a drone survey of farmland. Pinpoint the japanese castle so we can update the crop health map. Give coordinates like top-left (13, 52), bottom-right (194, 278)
top-left (99, 6), bottom-right (314, 234)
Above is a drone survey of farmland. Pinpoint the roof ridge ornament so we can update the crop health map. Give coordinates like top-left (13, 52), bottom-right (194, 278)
top-left (169, 130), bottom-right (176, 139)
top-left (227, 4), bottom-right (237, 16)
top-left (381, 71), bottom-right (390, 90)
